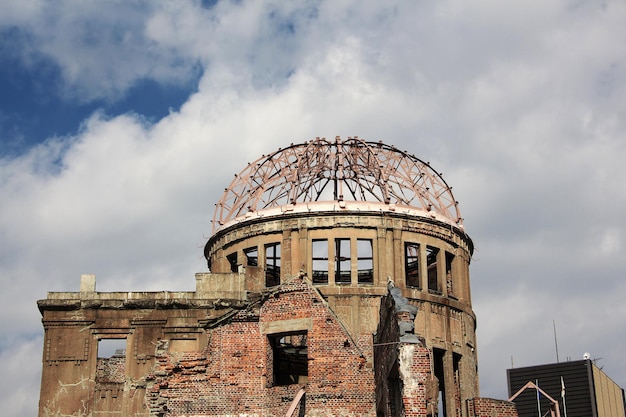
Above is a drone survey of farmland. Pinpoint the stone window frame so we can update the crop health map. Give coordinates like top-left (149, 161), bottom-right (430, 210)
top-left (268, 330), bottom-right (309, 386)
top-left (404, 242), bottom-right (421, 289)
top-left (265, 242), bottom-right (281, 287)
top-left (226, 252), bottom-right (238, 273)
top-left (356, 238), bottom-right (374, 284)
top-left (426, 246), bottom-right (440, 294)
top-left (311, 239), bottom-right (329, 284)
top-left (244, 246), bottom-right (258, 267)
top-left (308, 232), bottom-right (378, 286)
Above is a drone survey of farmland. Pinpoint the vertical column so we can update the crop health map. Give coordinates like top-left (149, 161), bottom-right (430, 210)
top-left (376, 226), bottom-right (387, 287)
top-left (282, 229), bottom-right (292, 277)
top-left (442, 349), bottom-right (457, 417)
top-left (392, 227), bottom-right (403, 287)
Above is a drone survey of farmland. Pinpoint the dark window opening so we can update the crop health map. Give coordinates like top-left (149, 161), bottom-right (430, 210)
top-left (270, 332), bottom-right (308, 386)
top-left (445, 252), bottom-right (455, 297)
top-left (335, 238), bottom-right (351, 284)
top-left (312, 239), bottom-right (329, 284)
top-left (405, 242), bottom-right (420, 288)
top-left (244, 246), bottom-right (258, 267)
top-left (357, 239), bottom-right (374, 284)
top-left (387, 366), bottom-right (403, 416)
top-left (265, 243), bottom-right (281, 287)
top-left (433, 348), bottom-right (447, 417)
top-left (427, 246), bottom-right (440, 294)
top-left (227, 252), bottom-right (238, 273)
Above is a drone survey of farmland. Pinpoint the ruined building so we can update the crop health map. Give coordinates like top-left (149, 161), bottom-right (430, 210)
top-left (38, 137), bottom-right (518, 416)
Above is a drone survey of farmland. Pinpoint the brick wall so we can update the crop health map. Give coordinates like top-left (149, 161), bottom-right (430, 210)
top-left (467, 397), bottom-right (518, 417)
top-left (145, 276), bottom-right (376, 416)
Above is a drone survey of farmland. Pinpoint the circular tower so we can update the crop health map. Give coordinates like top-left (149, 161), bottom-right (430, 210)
top-left (205, 136), bottom-right (478, 415)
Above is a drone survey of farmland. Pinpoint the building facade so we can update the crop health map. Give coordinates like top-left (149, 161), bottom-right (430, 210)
top-left (508, 359), bottom-right (626, 417)
top-left (38, 137), bottom-right (516, 417)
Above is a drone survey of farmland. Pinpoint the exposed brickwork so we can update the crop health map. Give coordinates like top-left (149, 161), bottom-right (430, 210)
top-left (467, 397), bottom-right (519, 417)
top-left (96, 355), bottom-right (126, 383)
top-left (143, 276), bottom-right (376, 416)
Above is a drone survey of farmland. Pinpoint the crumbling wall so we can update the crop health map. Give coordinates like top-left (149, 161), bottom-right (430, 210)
top-left (144, 276), bottom-right (376, 416)
top-left (466, 397), bottom-right (518, 417)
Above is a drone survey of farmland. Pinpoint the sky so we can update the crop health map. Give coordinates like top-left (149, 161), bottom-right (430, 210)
top-left (1, 0), bottom-right (625, 415)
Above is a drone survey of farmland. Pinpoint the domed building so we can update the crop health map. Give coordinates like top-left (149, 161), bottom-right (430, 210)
top-left (37, 137), bottom-right (517, 417)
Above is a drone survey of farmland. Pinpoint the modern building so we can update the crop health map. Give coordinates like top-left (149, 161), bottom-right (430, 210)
top-left (37, 137), bottom-right (518, 417)
top-left (507, 359), bottom-right (626, 417)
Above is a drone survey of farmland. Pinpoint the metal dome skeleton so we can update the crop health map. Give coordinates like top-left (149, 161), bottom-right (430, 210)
top-left (212, 137), bottom-right (462, 232)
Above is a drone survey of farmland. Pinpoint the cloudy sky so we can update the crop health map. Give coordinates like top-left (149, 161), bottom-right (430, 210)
top-left (1, 0), bottom-right (625, 415)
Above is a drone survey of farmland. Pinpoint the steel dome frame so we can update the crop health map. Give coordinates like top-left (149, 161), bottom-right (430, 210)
top-left (212, 137), bottom-right (462, 232)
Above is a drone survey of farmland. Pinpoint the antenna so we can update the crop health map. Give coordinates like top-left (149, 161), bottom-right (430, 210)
top-left (553, 319), bottom-right (560, 363)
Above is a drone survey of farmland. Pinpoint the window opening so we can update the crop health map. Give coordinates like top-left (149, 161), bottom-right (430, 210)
top-left (445, 252), bottom-right (455, 297)
top-left (96, 338), bottom-right (127, 384)
top-left (269, 332), bottom-right (308, 386)
top-left (405, 242), bottom-right (420, 288)
top-left (357, 239), bottom-right (373, 284)
top-left (244, 246), bottom-right (258, 267)
top-left (227, 252), bottom-right (238, 273)
top-left (335, 238), bottom-right (351, 284)
top-left (387, 366), bottom-right (403, 416)
top-left (97, 338), bottom-right (126, 359)
top-left (312, 239), bottom-right (329, 284)
top-left (433, 348), bottom-right (447, 417)
top-left (265, 243), bottom-right (281, 287)
top-left (426, 246), bottom-right (440, 294)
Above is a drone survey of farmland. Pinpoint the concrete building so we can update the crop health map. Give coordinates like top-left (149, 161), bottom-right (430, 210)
top-left (507, 359), bottom-right (626, 417)
top-left (37, 137), bottom-right (517, 417)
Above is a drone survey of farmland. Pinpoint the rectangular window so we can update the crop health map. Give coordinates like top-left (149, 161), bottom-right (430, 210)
top-left (427, 246), bottom-right (439, 293)
top-left (405, 242), bottom-right (420, 288)
top-left (312, 239), bottom-right (329, 284)
top-left (357, 239), bottom-right (373, 284)
top-left (269, 332), bottom-right (308, 386)
top-left (335, 238), bottom-right (351, 284)
top-left (244, 246), bottom-right (258, 267)
top-left (446, 251), bottom-right (455, 297)
top-left (226, 252), bottom-right (238, 273)
top-left (265, 243), bottom-right (281, 287)
top-left (96, 338), bottom-right (127, 383)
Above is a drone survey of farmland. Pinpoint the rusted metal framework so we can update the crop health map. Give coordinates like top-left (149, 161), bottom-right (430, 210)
top-left (212, 136), bottom-right (461, 232)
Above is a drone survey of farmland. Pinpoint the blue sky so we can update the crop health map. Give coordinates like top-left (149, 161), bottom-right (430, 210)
top-left (1, 1), bottom-right (626, 415)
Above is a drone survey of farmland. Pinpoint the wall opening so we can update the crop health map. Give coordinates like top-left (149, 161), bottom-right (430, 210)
top-left (96, 338), bottom-right (127, 384)
top-left (312, 239), bottom-right (329, 284)
top-left (387, 366), bottom-right (403, 417)
top-left (335, 238), bottom-right (351, 284)
top-left (433, 348), bottom-right (447, 417)
top-left (265, 242), bottom-right (281, 287)
top-left (357, 239), bottom-right (374, 284)
top-left (405, 242), bottom-right (420, 288)
top-left (445, 252), bottom-right (455, 297)
top-left (227, 252), bottom-right (238, 273)
top-left (244, 246), bottom-right (258, 266)
top-left (427, 246), bottom-right (440, 294)
top-left (269, 331), bottom-right (308, 386)
top-left (98, 338), bottom-right (126, 359)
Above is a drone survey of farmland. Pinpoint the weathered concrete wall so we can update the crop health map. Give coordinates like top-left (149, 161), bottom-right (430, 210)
top-left (38, 276), bottom-right (377, 417)
top-left (39, 207), bottom-right (486, 417)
